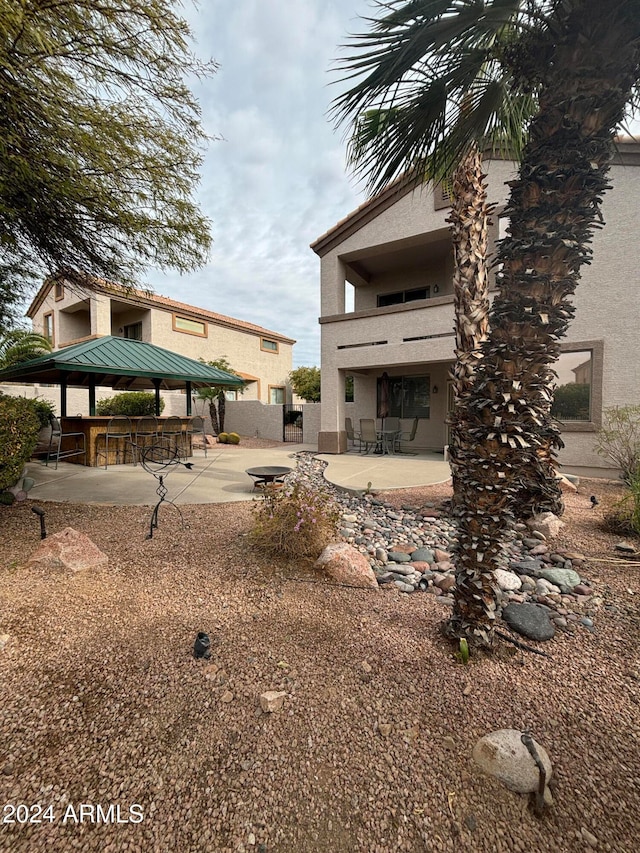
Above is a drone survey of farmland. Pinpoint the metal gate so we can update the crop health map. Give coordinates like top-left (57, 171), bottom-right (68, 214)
top-left (283, 404), bottom-right (303, 442)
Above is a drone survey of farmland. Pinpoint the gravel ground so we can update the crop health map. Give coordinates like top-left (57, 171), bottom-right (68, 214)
top-left (0, 466), bottom-right (639, 853)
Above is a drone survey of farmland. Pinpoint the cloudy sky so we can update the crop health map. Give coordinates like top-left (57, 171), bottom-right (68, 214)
top-left (143, 0), bottom-right (373, 368)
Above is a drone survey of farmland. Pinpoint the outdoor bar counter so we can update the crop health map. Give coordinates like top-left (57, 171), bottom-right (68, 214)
top-left (59, 416), bottom-right (193, 467)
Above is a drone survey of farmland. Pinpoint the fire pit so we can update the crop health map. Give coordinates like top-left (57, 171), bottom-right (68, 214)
top-left (245, 466), bottom-right (292, 491)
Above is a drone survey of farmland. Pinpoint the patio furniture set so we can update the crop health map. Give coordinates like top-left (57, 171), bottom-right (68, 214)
top-left (345, 417), bottom-right (419, 455)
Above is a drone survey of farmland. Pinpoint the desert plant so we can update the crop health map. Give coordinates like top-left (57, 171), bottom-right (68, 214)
top-left (595, 405), bottom-right (640, 484)
top-left (96, 391), bottom-right (164, 417)
top-left (217, 432), bottom-right (229, 444)
top-left (227, 432), bottom-right (240, 445)
top-left (0, 394), bottom-right (40, 491)
top-left (603, 468), bottom-right (640, 537)
top-left (250, 477), bottom-right (340, 559)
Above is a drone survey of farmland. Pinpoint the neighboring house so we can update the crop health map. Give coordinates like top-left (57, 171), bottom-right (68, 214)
top-left (312, 138), bottom-right (640, 478)
top-left (27, 274), bottom-right (295, 406)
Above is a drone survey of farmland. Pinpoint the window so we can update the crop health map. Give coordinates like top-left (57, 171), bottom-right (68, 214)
top-left (172, 314), bottom-right (207, 337)
top-left (54, 282), bottom-right (64, 301)
top-left (377, 287), bottom-right (430, 308)
top-left (124, 322), bottom-right (142, 341)
top-left (378, 375), bottom-right (430, 419)
top-left (269, 386), bottom-right (285, 404)
top-left (261, 338), bottom-right (279, 353)
top-left (224, 390), bottom-right (238, 401)
top-left (551, 350), bottom-right (593, 421)
top-left (43, 312), bottom-right (54, 345)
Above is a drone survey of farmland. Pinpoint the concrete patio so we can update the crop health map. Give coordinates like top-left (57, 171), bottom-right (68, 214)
top-left (22, 445), bottom-right (451, 506)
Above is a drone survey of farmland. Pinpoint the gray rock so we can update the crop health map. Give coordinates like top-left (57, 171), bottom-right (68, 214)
top-left (410, 548), bottom-right (435, 563)
top-left (502, 603), bottom-right (556, 641)
top-left (394, 581), bottom-right (414, 593)
top-left (387, 551), bottom-right (411, 563)
top-left (386, 563), bottom-right (415, 576)
top-left (509, 560), bottom-right (543, 575)
top-left (473, 729), bottom-right (552, 794)
top-left (538, 567), bottom-right (581, 591)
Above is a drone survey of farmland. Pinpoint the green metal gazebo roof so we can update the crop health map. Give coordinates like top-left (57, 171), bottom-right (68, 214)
top-left (0, 335), bottom-right (243, 390)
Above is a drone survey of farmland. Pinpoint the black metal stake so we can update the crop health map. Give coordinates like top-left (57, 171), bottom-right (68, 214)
top-left (31, 506), bottom-right (47, 539)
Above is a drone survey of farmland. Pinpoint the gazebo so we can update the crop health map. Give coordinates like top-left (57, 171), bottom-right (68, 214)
top-left (0, 335), bottom-right (242, 416)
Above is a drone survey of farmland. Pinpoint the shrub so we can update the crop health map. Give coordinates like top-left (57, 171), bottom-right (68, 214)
top-left (603, 470), bottom-right (640, 538)
top-left (594, 405), bottom-right (640, 484)
top-left (218, 432), bottom-right (229, 443)
top-left (31, 397), bottom-right (56, 429)
top-left (96, 391), bottom-right (164, 417)
top-left (250, 477), bottom-right (340, 559)
top-left (0, 395), bottom-right (40, 491)
top-left (227, 432), bottom-right (240, 444)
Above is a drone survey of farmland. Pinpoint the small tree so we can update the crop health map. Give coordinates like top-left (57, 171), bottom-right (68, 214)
top-left (196, 358), bottom-right (244, 434)
top-left (595, 405), bottom-right (640, 484)
top-left (0, 0), bottom-right (215, 326)
top-left (289, 366), bottom-right (321, 402)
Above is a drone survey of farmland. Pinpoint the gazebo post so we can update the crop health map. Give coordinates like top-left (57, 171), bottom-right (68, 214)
top-left (153, 378), bottom-right (161, 416)
top-left (60, 372), bottom-right (68, 417)
top-left (89, 378), bottom-right (96, 416)
top-left (186, 381), bottom-right (192, 415)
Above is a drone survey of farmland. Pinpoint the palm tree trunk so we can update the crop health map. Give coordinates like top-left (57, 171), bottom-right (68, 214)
top-left (446, 143), bottom-right (492, 506)
top-left (218, 391), bottom-right (226, 434)
top-left (208, 399), bottom-right (220, 436)
top-left (448, 0), bottom-right (640, 648)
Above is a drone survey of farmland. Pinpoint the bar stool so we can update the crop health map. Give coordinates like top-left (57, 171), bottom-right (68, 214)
top-left (162, 416), bottom-right (185, 460)
top-left (135, 415), bottom-right (159, 462)
top-left (46, 415), bottom-right (87, 469)
top-left (95, 416), bottom-right (135, 468)
top-left (185, 415), bottom-right (207, 457)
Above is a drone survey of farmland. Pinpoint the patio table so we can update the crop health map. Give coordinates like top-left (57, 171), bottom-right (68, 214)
top-left (376, 428), bottom-right (402, 455)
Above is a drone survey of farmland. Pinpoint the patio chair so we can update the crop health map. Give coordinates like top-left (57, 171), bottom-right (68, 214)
top-left (359, 418), bottom-right (379, 455)
top-left (345, 417), bottom-right (362, 451)
top-left (162, 416), bottom-right (186, 460)
top-left (95, 416), bottom-right (135, 468)
top-left (134, 415), bottom-right (159, 462)
top-left (396, 417), bottom-right (419, 454)
top-left (45, 415), bottom-right (87, 469)
top-left (185, 415), bottom-right (208, 458)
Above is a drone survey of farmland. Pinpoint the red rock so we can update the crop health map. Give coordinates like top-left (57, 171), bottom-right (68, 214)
top-left (437, 575), bottom-right (456, 593)
top-left (315, 543), bottom-right (379, 589)
top-left (26, 527), bottom-right (108, 573)
top-left (434, 548), bottom-right (451, 563)
top-left (409, 561), bottom-right (433, 573)
top-left (391, 543), bottom-right (415, 554)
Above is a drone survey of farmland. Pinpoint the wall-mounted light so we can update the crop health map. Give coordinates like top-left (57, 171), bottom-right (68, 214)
top-left (432, 385), bottom-right (439, 394)
top-left (118, 327), bottom-right (123, 333)
top-left (433, 285), bottom-right (440, 294)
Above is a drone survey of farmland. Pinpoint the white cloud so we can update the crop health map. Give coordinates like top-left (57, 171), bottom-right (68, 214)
top-left (143, 0), bottom-right (372, 367)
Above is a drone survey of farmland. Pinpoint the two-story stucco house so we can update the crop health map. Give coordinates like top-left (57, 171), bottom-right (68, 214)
top-left (26, 274), bottom-right (295, 406)
top-left (312, 138), bottom-right (640, 478)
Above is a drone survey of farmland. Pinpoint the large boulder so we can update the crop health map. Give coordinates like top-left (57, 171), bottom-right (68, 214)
top-left (502, 603), bottom-right (555, 641)
top-left (26, 527), bottom-right (108, 573)
top-left (526, 512), bottom-right (565, 540)
top-left (473, 729), bottom-right (552, 794)
top-left (315, 543), bottom-right (378, 589)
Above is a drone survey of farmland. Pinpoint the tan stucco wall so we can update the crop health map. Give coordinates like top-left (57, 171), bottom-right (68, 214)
top-left (317, 154), bottom-right (640, 476)
top-left (28, 285), bottom-right (294, 405)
